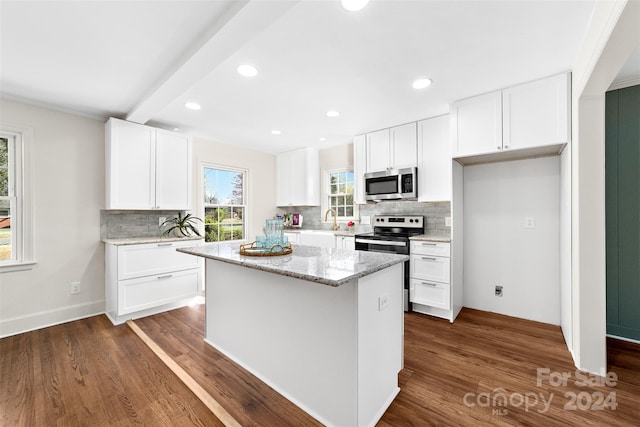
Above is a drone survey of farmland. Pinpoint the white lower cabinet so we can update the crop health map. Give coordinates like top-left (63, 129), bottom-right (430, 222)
top-left (118, 269), bottom-right (201, 316)
top-left (410, 279), bottom-right (450, 310)
top-left (284, 231), bottom-right (300, 244)
top-left (106, 239), bottom-right (203, 325)
top-left (336, 235), bottom-right (355, 250)
top-left (410, 254), bottom-right (451, 283)
top-left (410, 241), bottom-right (457, 320)
top-left (298, 231), bottom-right (336, 248)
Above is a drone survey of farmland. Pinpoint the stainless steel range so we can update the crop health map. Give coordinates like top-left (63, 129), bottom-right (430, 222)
top-left (355, 215), bottom-right (424, 311)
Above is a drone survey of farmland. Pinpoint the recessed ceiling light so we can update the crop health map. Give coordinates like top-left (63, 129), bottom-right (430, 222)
top-left (237, 64), bottom-right (258, 77)
top-left (326, 110), bottom-right (340, 118)
top-left (412, 78), bottom-right (433, 90)
top-left (341, 0), bottom-right (369, 12)
top-left (173, 127), bottom-right (180, 131)
top-left (184, 102), bottom-right (201, 110)
top-left (271, 130), bottom-right (282, 135)
top-left (319, 137), bottom-right (326, 142)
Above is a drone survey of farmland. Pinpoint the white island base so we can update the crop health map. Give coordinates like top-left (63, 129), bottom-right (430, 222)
top-left (204, 258), bottom-right (403, 427)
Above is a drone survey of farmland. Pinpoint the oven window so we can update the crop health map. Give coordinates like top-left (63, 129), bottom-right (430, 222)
top-left (367, 176), bottom-right (398, 195)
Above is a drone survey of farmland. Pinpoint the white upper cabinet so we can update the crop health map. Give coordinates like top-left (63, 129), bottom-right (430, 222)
top-left (106, 118), bottom-right (192, 210)
top-left (276, 147), bottom-right (320, 206)
top-left (366, 128), bottom-right (390, 172)
top-left (366, 123), bottom-right (417, 172)
top-left (502, 73), bottom-right (570, 150)
top-left (155, 129), bottom-right (192, 210)
top-left (451, 72), bottom-right (570, 164)
top-left (353, 134), bottom-right (367, 204)
top-left (391, 122), bottom-right (418, 169)
top-left (418, 115), bottom-right (451, 202)
top-left (451, 90), bottom-right (502, 158)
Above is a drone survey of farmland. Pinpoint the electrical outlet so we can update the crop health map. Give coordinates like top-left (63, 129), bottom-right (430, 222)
top-left (70, 281), bottom-right (81, 295)
top-left (445, 216), bottom-right (451, 227)
top-left (361, 216), bottom-right (371, 225)
top-left (495, 285), bottom-right (503, 297)
top-left (378, 294), bottom-right (390, 311)
top-left (159, 216), bottom-right (167, 227)
top-left (525, 217), bottom-right (535, 229)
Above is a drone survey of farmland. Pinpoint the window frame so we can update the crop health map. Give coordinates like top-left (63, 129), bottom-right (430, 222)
top-left (202, 163), bottom-right (248, 243)
top-left (0, 125), bottom-right (35, 272)
top-left (321, 168), bottom-right (359, 223)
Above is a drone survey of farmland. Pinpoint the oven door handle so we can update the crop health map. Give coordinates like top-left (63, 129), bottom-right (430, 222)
top-left (355, 238), bottom-right (407, 247)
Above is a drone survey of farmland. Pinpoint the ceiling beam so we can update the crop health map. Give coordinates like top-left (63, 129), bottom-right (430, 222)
top-left (126, 0), bottom-right (299, 124)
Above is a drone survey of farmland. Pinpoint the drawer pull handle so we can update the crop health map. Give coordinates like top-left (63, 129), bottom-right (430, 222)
top-left (421, 282), bottom-right (437, 286)
top-left (421, 243), bottom-right (437, 246)
top-left (157, 274), bottom-right (173, 279)
top-left (157, 243), bottom-right (173, 247)
top-left (421, 256), bottom-right (437, 261)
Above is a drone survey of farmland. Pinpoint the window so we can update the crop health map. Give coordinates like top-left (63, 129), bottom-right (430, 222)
top-left (203, 166), bottom-right (246, 242)
top-left (0, 136), bottom-right (13, 261)
top-left (0, 128), bottom-right (33, 270)
top-left (323, 169), bottom-right (358, 221)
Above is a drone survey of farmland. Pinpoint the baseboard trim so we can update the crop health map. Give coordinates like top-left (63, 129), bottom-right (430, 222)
top-left (0, 300), bottom-right (105, 338)
top-left (607, 334), bottom-right (640, 345)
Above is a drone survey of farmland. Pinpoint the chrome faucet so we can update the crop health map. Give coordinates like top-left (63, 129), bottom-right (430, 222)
top-left (324, 208), bottom-right (339, 231)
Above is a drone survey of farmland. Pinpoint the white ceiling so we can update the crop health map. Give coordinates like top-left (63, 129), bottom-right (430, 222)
top-left (1, 0), bottom-right (598, 154)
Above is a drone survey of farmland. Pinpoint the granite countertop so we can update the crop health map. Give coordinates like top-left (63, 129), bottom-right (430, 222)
top-left (409, 234), bottom-right (452, 243)
top-left (178, 243), bottom-right (408, 287)
top-left (283, 229), bottom-right (357, 237)
top-left (102, 236), bottom-right (204, 245)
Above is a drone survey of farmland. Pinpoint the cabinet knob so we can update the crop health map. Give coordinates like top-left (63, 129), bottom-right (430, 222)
top-left (504, 145), bottom-right (509, 149)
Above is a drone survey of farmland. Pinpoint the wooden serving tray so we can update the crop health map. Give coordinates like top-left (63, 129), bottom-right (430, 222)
top-left (240, 242), bottom-right (292, 257)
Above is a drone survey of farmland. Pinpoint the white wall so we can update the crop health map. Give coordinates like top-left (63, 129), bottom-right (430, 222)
top-left (560, 144), bottom-right (572, 349)
top-left (0, 99), bottom-right (105, 337)
top-left (191, 137), bottom-right (276, 241)
top-left (570, 0), bottom-right (639, 375)
top-left (463, 157), bottom-right (560, 325)
top-left (320, 143), bottom-right (353, 172)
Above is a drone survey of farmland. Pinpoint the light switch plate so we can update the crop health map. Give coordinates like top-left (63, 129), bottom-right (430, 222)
top-left (361, 216), bottom-right (371, 225)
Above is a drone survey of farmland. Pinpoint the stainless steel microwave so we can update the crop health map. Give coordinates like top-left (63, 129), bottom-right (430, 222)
top-left (364, 167), bottom-right (417, 201)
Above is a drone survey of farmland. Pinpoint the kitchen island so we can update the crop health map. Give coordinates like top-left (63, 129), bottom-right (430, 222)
top-left (178, 243), bottom-right (407, 427)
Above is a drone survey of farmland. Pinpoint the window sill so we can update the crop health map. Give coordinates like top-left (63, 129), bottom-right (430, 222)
top-left (0, 261), bottom-right (37, 273)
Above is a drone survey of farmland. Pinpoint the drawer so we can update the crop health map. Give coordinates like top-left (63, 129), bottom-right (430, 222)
top-left (117, 240), bottom-right (202, 280)
top-left (410, 279), bottom-right (450, 310)
top-left (411, 241), bottom-right (450, 257)
top-left (118, 268), bottom-right (200, 315)
top-left (411, 255), bottom-right (451, 283)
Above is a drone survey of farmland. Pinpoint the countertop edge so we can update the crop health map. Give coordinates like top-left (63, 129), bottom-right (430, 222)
top-left (283, 229), bottom-right (357, 237)
top-left (177, 246), bottom-right (408, 287)
top-left (103, 236), bottom-right (204, 245)
top-left (409, 235), bottom-right (451, 243)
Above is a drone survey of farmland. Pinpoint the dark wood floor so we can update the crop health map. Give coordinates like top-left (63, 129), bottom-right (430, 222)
top-left (134, 305), bottom-right (640, 426)
top-left (2, 306), bottom-right (639, 426)
top-left (0, 315), bottom-right (223, 426)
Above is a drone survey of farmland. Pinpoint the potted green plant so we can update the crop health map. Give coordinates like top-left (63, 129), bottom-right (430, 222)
top-left (161, 212), bottom-right (202, 237)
